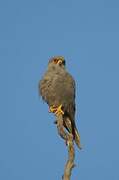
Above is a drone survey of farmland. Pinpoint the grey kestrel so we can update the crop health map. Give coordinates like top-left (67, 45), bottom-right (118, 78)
top-left (39, 56), bottom-right (81, 149)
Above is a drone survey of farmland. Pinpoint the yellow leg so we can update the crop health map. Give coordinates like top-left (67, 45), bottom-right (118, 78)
top-left (49, 104), bottom-right (64, 116)
top-left (49, 105), bottom-right (57, 113)
top-left (55, 104), bottom-right (64, 116)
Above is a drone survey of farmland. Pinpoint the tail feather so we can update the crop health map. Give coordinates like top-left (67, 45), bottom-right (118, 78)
top-left (63, 116), bottom-right (81, 149)
top-left (74, 127), bottom-right (82, 149)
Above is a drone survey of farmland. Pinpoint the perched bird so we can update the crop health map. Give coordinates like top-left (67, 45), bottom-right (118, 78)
top-left (39, 56), bottom-right (81, 149)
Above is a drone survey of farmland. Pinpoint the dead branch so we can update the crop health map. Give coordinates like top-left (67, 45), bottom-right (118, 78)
top-left (56, 115), bottom-right (75, 180)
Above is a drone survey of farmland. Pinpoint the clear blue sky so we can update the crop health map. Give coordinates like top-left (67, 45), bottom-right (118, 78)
top-left (0, 0), bottom-right (119, 179)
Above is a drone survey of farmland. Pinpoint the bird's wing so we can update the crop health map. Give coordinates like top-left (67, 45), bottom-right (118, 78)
top-left (62, 73), bottom-right (81, 149)
top-left (39, 70), bottom-right (54, 104)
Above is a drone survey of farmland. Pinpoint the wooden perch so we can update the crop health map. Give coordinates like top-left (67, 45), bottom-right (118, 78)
top-left (56, 115), bottom-right (75, 180)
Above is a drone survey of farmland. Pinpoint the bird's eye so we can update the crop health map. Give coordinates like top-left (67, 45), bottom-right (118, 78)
top-left (53, 59), bottom-right (58, 64)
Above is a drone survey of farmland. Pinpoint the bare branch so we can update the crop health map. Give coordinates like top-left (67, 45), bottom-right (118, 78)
top-left (56, 115), bottom-right (75, 180)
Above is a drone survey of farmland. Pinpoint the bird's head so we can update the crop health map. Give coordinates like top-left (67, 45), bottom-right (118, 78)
top-left (48, 56), bottom-right (66, 68)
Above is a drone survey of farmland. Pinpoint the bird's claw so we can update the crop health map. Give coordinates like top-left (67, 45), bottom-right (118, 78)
top-left (49, 104), bottom-right (64, 116)
top-left (49, 105), bottom-right (57, 113)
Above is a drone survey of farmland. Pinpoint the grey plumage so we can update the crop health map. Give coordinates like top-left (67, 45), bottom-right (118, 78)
top-left (39, 56), bottom-right (81, 149)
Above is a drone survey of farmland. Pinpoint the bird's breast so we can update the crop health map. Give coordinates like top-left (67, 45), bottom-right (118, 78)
top-left (40, 70), bottom-right (75, 107)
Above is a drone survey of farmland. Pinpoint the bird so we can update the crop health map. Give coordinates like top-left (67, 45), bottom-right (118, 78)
top-left (39, 56), bottom-right (81, 149)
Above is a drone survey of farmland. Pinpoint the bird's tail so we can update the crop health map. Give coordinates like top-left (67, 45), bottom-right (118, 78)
top-left (64, 117), bottom-right (81, 149)
top-left (74, 127), bottom-right (82, 149)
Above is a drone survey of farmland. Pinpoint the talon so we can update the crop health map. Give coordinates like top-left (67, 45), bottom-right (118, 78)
top-left (55, 104), bottom-right (64, 116)
top-left (49, 105), bottom-right (57, 113)
top-left (49, 104), bottom-right (64, 116)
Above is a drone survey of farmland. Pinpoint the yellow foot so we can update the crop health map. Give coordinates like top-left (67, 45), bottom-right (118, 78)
top-left (49, 104), bottom-right (64, 116)
top-left (49, 105), bottom-right (57, 113)
top-left (55, 104), bottom-right (64, 116)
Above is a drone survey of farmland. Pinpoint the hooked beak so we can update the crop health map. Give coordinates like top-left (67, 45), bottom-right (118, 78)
top-left (57, 60), bottom-right (63, 65)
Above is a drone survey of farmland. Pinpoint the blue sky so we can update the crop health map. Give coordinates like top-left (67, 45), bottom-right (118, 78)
top-left (0, 0), bottom-right (119, 179)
